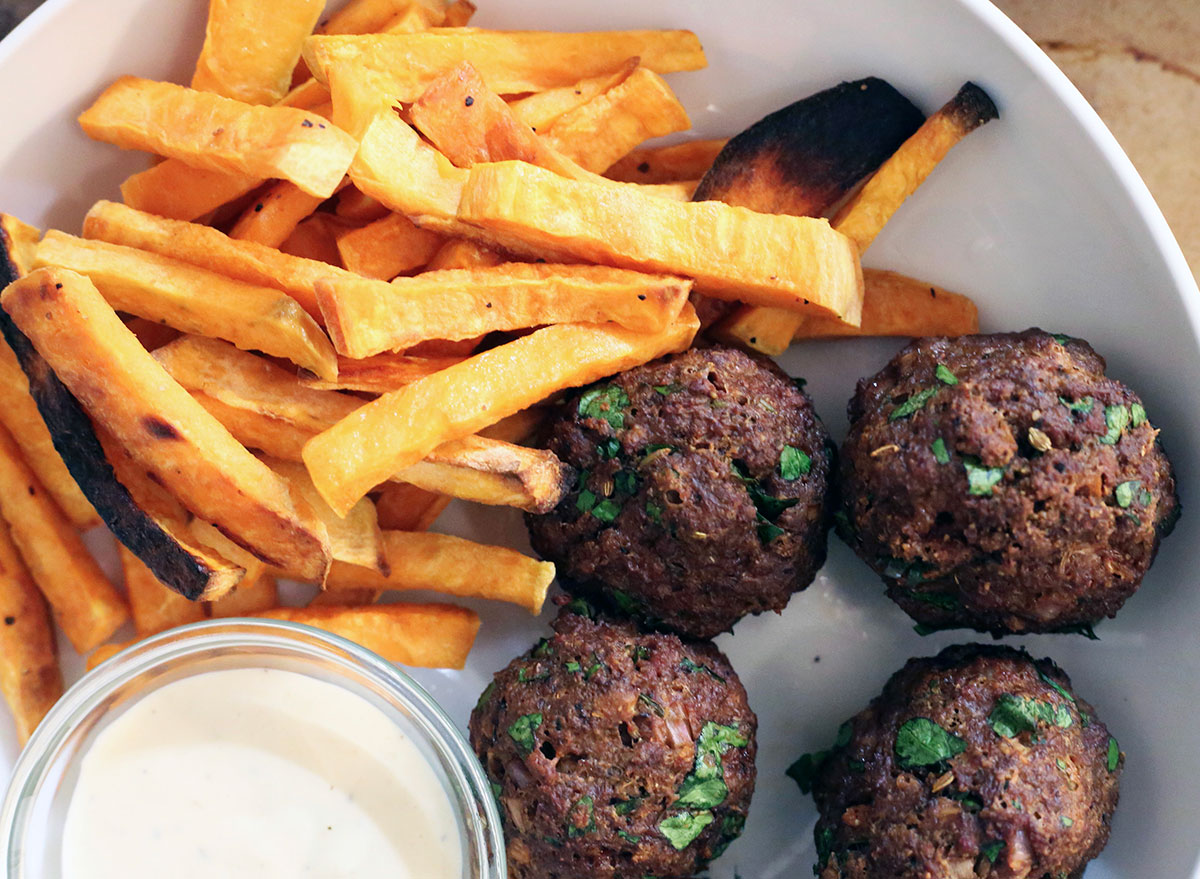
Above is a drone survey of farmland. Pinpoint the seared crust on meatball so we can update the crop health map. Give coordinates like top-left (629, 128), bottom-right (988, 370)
top-left (808, 644), bottom-right (1122, 879)
top-left (839, 329), bottom-right (1179, 634)
top-left (469, 606), bottom-right (757, 879)
top-left (526, 345), bottom-right (834, 639)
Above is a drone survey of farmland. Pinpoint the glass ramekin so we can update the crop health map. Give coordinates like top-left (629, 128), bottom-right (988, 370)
top-left (0, 619), bottom-right (506, 878)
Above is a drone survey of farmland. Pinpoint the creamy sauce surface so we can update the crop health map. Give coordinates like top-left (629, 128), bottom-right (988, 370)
top-left (61, 667), bottom-right (462, 879)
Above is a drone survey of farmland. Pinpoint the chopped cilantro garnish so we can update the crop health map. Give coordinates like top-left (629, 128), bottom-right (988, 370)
top-left (1055, 621), bottom-right (1100, 639)
top-left (612, 796), bottom-right (642, 816)
top-left (658, 810), bottom-right (714, 850)
top-left (542, 835), bottom-right (563, 847)
top-left (815, 825), bottom-right (835, 864)
top-left (889, 386), bottom-right (938, 421)
top-left (576, 489), bottom-right (597, 513)
top-left (785, 752), bottom-right (824, 794)
top-left (1056, 758), bottom-right (1069, 771)
top-left (1061, 815), bottom-right (1075, 828)
top-left (598, 438), bottom-right (621, 459)
top-left (475, 681), bottom-right (496, 712)
top-left (610, 589), bottom-right (641, 617)
top-left (1059, 395), bottom-right (1094, 415)
top-left (779, 445), bottom-right (811, 480)
top-left (566, 795), bottom-right (595, 838)
top-left (1038, 669), bottom-right (1076, 704)
top-left (731, 461), bottom-right (799, 544)
top-left (1099, 404), bottom-right (1130, 445)
top-left (987, 693), bottom-right (1072, 739)
top-left (935, 363), bottom-right (959, 385)
top-left (592, 498), bottom-right (622, 523)
top-left (641, 442), bottom-right (673, 457)
top-left (578, 385), bottom-right (630, 430)
top-left (532, 638), bottom-right (553, 658)
top-left (517, 666), bottom-right (549, 683)
top-left (1107, 736), bottom-right (1120, 771)
top-left (931, 437), bottom-right (950, 464)
top-left (793, 376), bottom-right (808, 390)
top-left (507, 713), bottom-right (542, 756)
top-left (563, 597), bottom-right (595, 618)
top-left (564, 660), bottom-right (581, 673)
top-left (1115, 480), bottom-right (1140, 508)
top-left (710, 813), bottom-right (745, 858)
top-left (614, 471), bottom-right (638, 495)
top-left (757, 520), bottom-right (785, 543)
top-left (904, 590), bottom-right (959, 611)
top-left (675, 775), bottom-right (728, 809)
top-left (894, 717), bottom-right (966, 768)
top-left (653, 383), bottom-right (683, 396)
top-left (637, 693), bottom-right (664, 717)
top-left (949, 790), bottom-right (983, 812)
top-left (676, 722), bottom-right (748, 809)
top-left (980, 840), bottom-right (1004, 863)
top-left (645, 501), bottom-right (664, 524)
top-left (1131, 403), bottom-right (1147, 427)
top-left (680, 656), bottom-right (726, 684)
top-left (490, 780), bottom-right (502, 802)
top-left (963, 457), bottom-right (1004, 496)
top-left (617, 830), bottom-right (641, 844)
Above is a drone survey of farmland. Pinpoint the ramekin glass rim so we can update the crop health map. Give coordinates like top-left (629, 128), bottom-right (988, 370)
top-left (0, 618), bottom-right (505, 878)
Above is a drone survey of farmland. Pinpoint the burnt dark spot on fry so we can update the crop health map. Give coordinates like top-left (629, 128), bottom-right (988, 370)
top-left (464, 95), bottom-right (475, 107)
top-left (4, 616), bottom-right (14, 626)
top-left (942, 81), bottom-right (999, 133)
top-left (301, 119), bottom-right (314, 128)
top-left (143, 416), bottom-right (181, 440)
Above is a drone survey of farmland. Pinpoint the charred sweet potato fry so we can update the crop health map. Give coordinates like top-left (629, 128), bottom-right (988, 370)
top-left (2, 268), bottom-right (332, 581)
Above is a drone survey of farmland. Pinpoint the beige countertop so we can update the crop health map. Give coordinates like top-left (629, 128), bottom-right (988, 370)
top-left (0, 0), bottom-right (1196, 276)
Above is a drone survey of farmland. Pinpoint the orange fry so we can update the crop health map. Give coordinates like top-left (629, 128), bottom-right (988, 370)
top-left (229, 180), bottom-right (336, 248)
top-left (334, 212), bottom-right (443, 280)
top-left (119, 545), bottom-right (206, 637)
top-left (606, 138), bottom-right (728, 183)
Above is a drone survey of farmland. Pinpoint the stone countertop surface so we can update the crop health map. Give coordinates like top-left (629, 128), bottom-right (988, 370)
top-left (0, 0), bottom-right (1196, 276)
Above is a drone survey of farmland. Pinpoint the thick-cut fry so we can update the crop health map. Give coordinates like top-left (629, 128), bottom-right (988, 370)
top-left (304, 303), bottom-right (699, 514)
top-left (280, 214), bottom-right (345, 266)
top-left (309, 586), bottom-right (381, 607)
top-left (321, 0), bottom-right (440, 37)
top-left (397, 435), bottom-right (570, 513)
top-left (317, 263), bottom-right (692, 356)
top-left (373, 483), bottom-right (449, 531)
top-left (382, 2), bottom-right (445, 34)
top-left (264, 457), bottom-right (389, 576)
top-left (35, 231), bottom-right (337, 380)
top-left (277, 77), bottom-right (332, 110)
top-left (303, 29), bottom-right (707, 100)
top-left (229, 180), bottom-right (333, 248)
top-left (300, 352), bottom-right (466, 394)
top-left (79, 77), bottom-right (357, 199)
top-left (188, 520), bottom-right (280, 616)
top-left (2, 268), bottom-right (332, 581)
top-left (120, 159), bottom-right (264, 222)
top-left (119, 545), bottom-right (206, 637)
top-left (192, 0), bottom-right (325, 105)
top-left (326, 530), bottom-right (554, 614)
top-left (507, 60), bottom-right (639, 132)
top-left (426, 237), bottom-right (502, 270)
top-left (793, 270), bottom-right (979, 338)
top-left (0, 215), bottom-right (39, 273)
top-left (83, 200), bottom-right (360, 323)
top-left (334, 187), bottom-right (391, 223)
top-left (605, 138), bottom-right (728, 183)
top-left (0, 517), bottom-right (62, 744)
top-left (0, 424), bottom-right (127, 653)
top-left (123, 317), bottom-right (181, 351)
top-left (351, 111), bottom-right (467, 219)
top-left (831, 82), bottom-right (999, 253)
top-left (439, 0), bottom-right (475, 27)
top-left (479, 408), bottom-right (547, 444)
top-left (86, 642), bottom-right (133, 672)
top-left (456, 161), bottom-right (863, 318)
top-left (257, 603), bottom-right (479, 669)
top-left (335, 212), bottom-right (443, 280)
top-left (542, 67), bottom-right (691, 173)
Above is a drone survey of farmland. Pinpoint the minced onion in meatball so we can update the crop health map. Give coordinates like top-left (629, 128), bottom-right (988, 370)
top-left (838, 329), bottom-right (1178, 634)
top-left (796, 644), bottom-right (1122, 879)
top-left (527, 345), bottom-right (834, 639)
top-left (470, 605), bottom-right (757, 879)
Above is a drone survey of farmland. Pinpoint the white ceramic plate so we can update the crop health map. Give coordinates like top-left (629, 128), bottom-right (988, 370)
top-left (2, 1), bottom-right (1198, 876)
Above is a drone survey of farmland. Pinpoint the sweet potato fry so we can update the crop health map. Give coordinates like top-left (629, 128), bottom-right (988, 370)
top-left (188, 521), bottom-right (279, 616)
top-left (317, 263), bottom-right (692, 356)
top-left (398, 435), bottom-right (570, 513)
top-left (479, 408), bottom-right (547, 444)
top-left (793, 270), bottom-right (979, 339)
top-left (333, 187), bottom-right (391, 223)
top-left (0, 215), bottom-right (39, 273)
top-left (351, 111), bottom-right (467, 219)
top-left (425, 237), bottom-right (502, 270)
top-left (264, 457), bottom-right (389, 576)
top-left (120, 159), bottom-right (264, 222)
top-left (308, 586), bottom-right (381, 607)
top-left (300, 352), bottom-right (466, 394)
top-left (456, 162), bottom-right (863, 318)
top-left (831, 82), bottom-right (999, 253)
top-left (302, 29), bottom-right (707, 101)
top-left (257, 602), bottom-right (479, 669)
top-left (192, 0), bottom-right (325, 105)
top-left (280, 214), bottom-right (345, 266)
top-left (2, 268), bottom-right (332, 581)
top-left (86, 642), bottom-right (133, 673)
top-left (439, 0), bottom-right (475, 27)
top-left (382, 2), bottom-right (445, 33)
top-left (83, 200), bottom-right (358, 322)
top-left (373, 483), bottom-right (449, 531)
top-left (0, 424), bottom-right (127, 653)
top-left (229, 180), bottom-right (335, 248)
top-left (542, 67), bottom-right (691, 173)
top-left (277, 77), bottom-right (332, 110)
top-left (325, 530), bottom-right (554, 614)
top-left (0, 517), bottom-right (62, 744)
top-left (321, 0), bottom-right (441, 37)
top-left (79, 77), bottom-right (357, 199)
top-left (605, 138), bottom-right (728, 183)
top-left (119, 545), bottom-right (206, 637)
top-left (303, 303), bottom-right (699, 514)
top-left (507, 60), bottom-right (639, 132)
top-left (335, 212), bottom-right (443, 280)
top-left (122, 317), bottom-right (181, 351)
top-left (35, 231), bottom-right (337, 380)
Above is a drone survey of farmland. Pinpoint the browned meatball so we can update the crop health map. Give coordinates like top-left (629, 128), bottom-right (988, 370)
top-left (839, 330), bottom-right (1179, 634)
top-left (469, 604), bottom-right (757, 879)
top-left (794, 644), bottom-right (1122, 879)
top-left (526, 345), bottom-right (834, 638)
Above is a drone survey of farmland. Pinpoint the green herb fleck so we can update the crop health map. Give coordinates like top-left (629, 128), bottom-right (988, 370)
top-left (645, 501), bottom-right (664, 524)
top-left (1115, 480), bottom-right (1141, 509)
top-left (963, 456), bottom-right (1004, 496)
top-left (564, 660), bottom-right (581, 673)
top-left (1100, 404), bottom-right (1130, 445)
top-left (1107, 737), bottom-right (1120, 772)
top-left (786, 752), bottom-right (825, 794)
top-left (675, 722), bottom-right (748, 809)
top-left (1055, 621), bottom-right (1100, 639)
top-left (779, 445), bottom-right (811, 480)
top-left (904, 590), bottom-right (959, 611)
top-left (815, 826), bottom-right (835, 864)
top-left (675, 775), bottom-right (728, 809)
top-left (894, 717), bottom-right (966, 769)
top-left (614, 471), bottom-right (638, 495)
top-left (598, 438), bottom-right (621, 459)
top-left (950, 790), bottom-right (983, 812)
top-left (793, 376), bottom-right (808, 390)
top-left (592, 498), bottom-right (622, 523)
top-left (757, 520), bottom-right (785, 543)
top-left (475, 681), bottom-right (496, 712)
top-left (613, 796), bottom-right (643, 816)
top-left (931, 437), bottom-right (950, 464)
top-left (1059, 395), bottom-right (1095, 415)
top-left (980, 840), bottom-right (1004, 863)
top-left (710, 813), bottom-right (746, 858)
top-left (566, 795), bottom-right (595, 838)
top-left (542, 835), bottom-right (563, 848)
top-left (1060, 815), bottom-right (1074, 828)
top-left (653, 383), bottom-right (683, 396)
top-left (490, 780), bottom-right (502, 801)
top-left (563, 597), bottom-right (594, 619)
top-left (658, 810), bottom-right (714, 850)
top-left (1038, 669), bottom-right (1076, 704)
top-left (507, 713), bottom-right (542, 756)
top-left (680, 656), bottom-right (726, 684)
top-left (730, 461), bottom-right (799, 544)
top-left (578, 385), bottom-right (630, 430)
top-left (617, 830), bottom-right (641, 844)
top-left (935, 363), bottom-right (959, 385)
top-left (610, 589), bottom-right (641, 617)
top-left (637, 693), bottom-right (664, 717)
top-left (517, 666), bottom-right (549, 683)
top-left (1131, 403), bottom-right (1147, 427)
top-left (576, 489), bottom-right (597, 513)
top-left (988, 693), bottom-right (1072, 739)
top-left (889, 386), bottom-right (938, 421)
top-left (1056, 758), bottom-right (1069, 771)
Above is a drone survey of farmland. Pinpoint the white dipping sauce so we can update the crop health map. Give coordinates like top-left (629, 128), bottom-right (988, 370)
top-left (61, 667), bottom-right (462, 879)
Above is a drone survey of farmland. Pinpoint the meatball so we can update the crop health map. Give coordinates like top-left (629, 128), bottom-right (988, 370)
top-left (839, 330), bottom-right (1178, 634)
top-left (799, 644), bottom-right (1122, 879)
top-left (526, 345), bottom-right (834, 638)
top-left (470, 604), bottom-right (757, 879)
